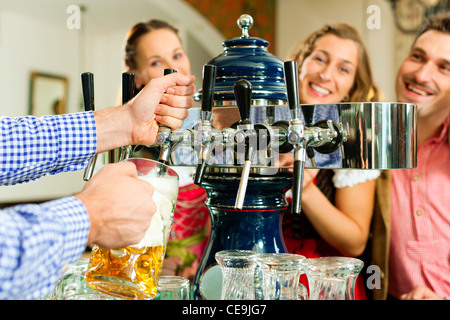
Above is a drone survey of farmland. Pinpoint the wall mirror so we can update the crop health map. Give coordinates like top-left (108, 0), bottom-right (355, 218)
top-left (29, 72), bottom-right (68, 116)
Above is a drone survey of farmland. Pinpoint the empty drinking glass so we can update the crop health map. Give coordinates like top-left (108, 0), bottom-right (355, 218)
top-left (53, 259), bottom-right (116, 300)
top-left (155, 276), bottom-right (191, 300)
top-left (256, 253), bottom-right (306, 300)
top-left (215, 250), bottom-right (259, 300)
top-left (303, 257), bottom-right (364, 300)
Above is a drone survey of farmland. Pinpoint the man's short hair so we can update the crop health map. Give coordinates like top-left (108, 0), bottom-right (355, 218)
top-left (414, 12), bottom-right (450, 45)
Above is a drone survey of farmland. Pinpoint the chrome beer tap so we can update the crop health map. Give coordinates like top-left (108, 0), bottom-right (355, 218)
top-left (194, 64), bottom-right (217, 185)
top-left (301, 105), bottom-right (317, 167)
top-left (155, 68), bottom-right (178, 165)
top-left (233, 79), bottom-right (256, 210)
top-left (284, 61), bottom-right (342, 214)
top-left (284, 61), bottom-right (306, 215)
top-left (81, 72), bottom-right (97, 181)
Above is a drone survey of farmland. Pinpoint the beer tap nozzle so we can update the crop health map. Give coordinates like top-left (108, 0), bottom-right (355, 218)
top-left (284, 61), bottom-right (306, 215)
top-left (233, 79), bottom-right (254, 210)
top-left (119, 72), bottom-right (136, 161)
top-left (81, 72), bottom-right (97, 181)
top-left (301, 104), bottom-right (317, 167)
top-left (194, 64), bottom-right (217, 185)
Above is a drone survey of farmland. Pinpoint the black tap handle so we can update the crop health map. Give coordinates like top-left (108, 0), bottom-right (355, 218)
top-left (122, 72), bottom-right (136, 104)
top-left (201, 64), bottom-right (217, 113)
top-left (160, 69), bottom-right (177, 130)
top-left (302, 105), bottom-right (315, 126)
top-left (81, 72), bottom-right (95, 112)
top-left (164, 68), bottom-right (177, 76)
top-left (234, 79), bottom-right (252, 123)
top-left (81, 72), bottom-right (97, 180)
top-left (283, 61), bottom-right (299, 112)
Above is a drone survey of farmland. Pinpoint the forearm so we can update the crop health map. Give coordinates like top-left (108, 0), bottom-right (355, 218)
top-left (93, 106), bottom-right (135, 154)
top-left (300, 183), bottom-right (372, 257)
top-left (0, 197), bottom-right (90, 299)
top-left (0, 113), bottom-right (97, 185)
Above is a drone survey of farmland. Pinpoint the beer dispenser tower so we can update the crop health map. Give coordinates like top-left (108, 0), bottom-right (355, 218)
top-left (156, 14), bottom-right (416, 300)
top-left (82, 14), bottom-right (417, 300)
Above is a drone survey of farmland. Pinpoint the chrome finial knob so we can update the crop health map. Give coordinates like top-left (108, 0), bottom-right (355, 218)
top-left (237, 14), bottom-right (253, 38)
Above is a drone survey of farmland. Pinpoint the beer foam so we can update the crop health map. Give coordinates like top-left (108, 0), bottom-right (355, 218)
top-left (130, 174), bottom-right (178, 249)
top-left (139, 173), bottom-right (179, 201)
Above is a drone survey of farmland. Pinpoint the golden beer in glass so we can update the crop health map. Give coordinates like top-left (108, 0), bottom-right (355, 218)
top-left (85, 158), bottom-right (179, 300)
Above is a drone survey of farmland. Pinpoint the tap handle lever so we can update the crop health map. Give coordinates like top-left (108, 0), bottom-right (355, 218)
top-left (156, 69), bottom-right (178, 165)
top-left (201, 65), bottom-right (217, 120)
top-left (284, 61), bottom-right (300, 119)
top-left (164, 68), bottom-right (177, 76)
top-left (120, 72), bottom-right (136, 162)
top-left (81, 72), bottom-right (95, 112)
top-left (122, 72), bottom-right (135, 104)
top-left (234, 79), bottom-right (252, 124)
top-left (81, 72), bottom-right (97, 181)
top-left (193, 65), bottom-right (218, 185)
top-left (233, 79), bottom-right (254, 210)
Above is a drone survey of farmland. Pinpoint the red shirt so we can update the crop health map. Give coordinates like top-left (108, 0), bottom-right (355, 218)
top-left (389, 116), bottom-right (450, 298)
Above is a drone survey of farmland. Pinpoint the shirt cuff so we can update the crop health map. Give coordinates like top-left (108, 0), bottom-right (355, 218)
top-left (332, 169), bottom-right (381, 188)
top-left (50, 111), bottom-right (97, 174)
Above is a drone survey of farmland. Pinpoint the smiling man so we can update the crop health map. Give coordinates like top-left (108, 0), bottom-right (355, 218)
top-left (372, 12), bottom-right (450, 300)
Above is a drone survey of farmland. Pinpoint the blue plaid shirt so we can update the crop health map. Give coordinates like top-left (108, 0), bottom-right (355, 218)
top-left (0, 112), bottom-right (96, 299)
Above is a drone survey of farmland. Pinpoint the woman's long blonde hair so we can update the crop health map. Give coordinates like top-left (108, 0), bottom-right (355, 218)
top-left (287, 23), bottom-right (381, 102)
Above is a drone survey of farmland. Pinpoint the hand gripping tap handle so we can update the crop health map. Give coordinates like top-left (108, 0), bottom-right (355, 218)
top-left (194, 64), bottom-right (217, 185)
top-left (234, 79), bottom-right (253, 210)
top-left (119, 72), bottom-right (136, 161)
top-left (81, 72), bottom-right (98, 181)
top-left (157, 68), bottom-right (178, 165)
top-left (284, 61), bottom-right (306, 215)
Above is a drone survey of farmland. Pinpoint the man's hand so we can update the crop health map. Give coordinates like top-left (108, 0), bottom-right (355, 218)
top-left (94, 73), bottom-right (195, 153)
top-left (129, 73), bottom-right (196, 146)
top-left (400, 286), bottom-right (445, 300)
top-left (75, 162), bottom-right (156, 249)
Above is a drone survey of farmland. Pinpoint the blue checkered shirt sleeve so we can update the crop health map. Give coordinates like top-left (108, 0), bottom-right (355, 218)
top-left (0, 196), bottom-right (90, 299)
top-left (0, 112), bottom-right (97, 186)
top-left (0, 112), bottom-right (96, 299)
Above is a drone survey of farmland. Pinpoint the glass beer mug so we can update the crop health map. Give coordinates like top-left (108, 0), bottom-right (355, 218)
top-left (85, 158), bottom-right (179, 300)
top-left (256, 253), bottom-right (307, 300)
top-left (215, 250), bottom-right (259, 300)
top-left (303, 257), bottom-right (364, 300)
